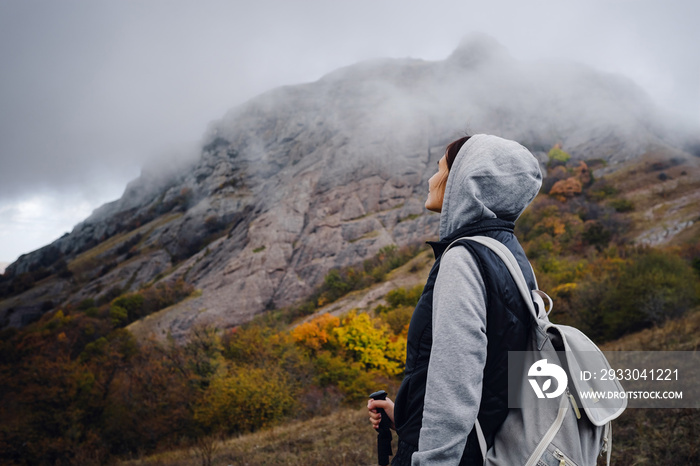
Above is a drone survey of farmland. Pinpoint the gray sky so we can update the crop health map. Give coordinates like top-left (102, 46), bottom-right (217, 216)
top-left (1, 0), bottom-right (698, 264)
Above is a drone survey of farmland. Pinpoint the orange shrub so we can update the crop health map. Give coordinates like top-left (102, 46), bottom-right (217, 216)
top-left (291, 313), bottom-right (340, 352)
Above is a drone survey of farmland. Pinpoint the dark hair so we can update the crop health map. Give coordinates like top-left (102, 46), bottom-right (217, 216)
top-left (445, 136), bottom-right (471, 170)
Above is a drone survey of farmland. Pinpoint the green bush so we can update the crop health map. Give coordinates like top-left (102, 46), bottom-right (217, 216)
top-left (106, 279), bottom-right (194, 327)
top-left (609, 198), bottom-right (635, 212)
top-left (223, 324), bottom-right (277, 365)
top-left (547, 146), bottom-right (572, 167)
top-left (195, 365), bottom-right (297, 434)
top-left (385, 285), bottom-right (423, 309)
top-left (581, 221), bottom-right (612, 251)
top-left (588, 183), bottom-right (619, 201)
top-left (321, 269), bottom-right (353, 302)
top-left (572, 249), bottom-right (699, 341)
top-left (311, 351), bottom-right (375, 400)
top-left (112, 294), bottom-right (145, 321)
top-left (109, 305), bottom-right (128, 325)
top-left (382, 306), bottom-right (413, 335)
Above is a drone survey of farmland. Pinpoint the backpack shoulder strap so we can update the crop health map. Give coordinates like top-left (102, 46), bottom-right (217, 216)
top-left (474, 419), bottom-right (488, 465)
top-left (445, 235), bottom-right (541, 320)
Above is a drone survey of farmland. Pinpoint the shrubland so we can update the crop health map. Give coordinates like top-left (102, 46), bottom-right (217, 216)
top-left (0, 244), bottom-right (421, 465)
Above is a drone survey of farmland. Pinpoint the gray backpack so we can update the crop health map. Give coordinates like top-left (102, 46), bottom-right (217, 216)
top-left (449, 236), bottom-right (627, 466)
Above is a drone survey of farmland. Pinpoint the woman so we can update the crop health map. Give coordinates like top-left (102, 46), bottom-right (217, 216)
top-left (368, 134), bottom-right (542, 465)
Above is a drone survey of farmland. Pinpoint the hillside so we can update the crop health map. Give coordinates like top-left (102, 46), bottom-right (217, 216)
top-left (120, 309), bottom-right (700, 466)
top-left (1, 34), bottom-right (698, 338)
top-left (1, 142), bottom-right (698, 464)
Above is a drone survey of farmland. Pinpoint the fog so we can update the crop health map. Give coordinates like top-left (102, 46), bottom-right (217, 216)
top-left (0, 0), bottom-right (698, 263)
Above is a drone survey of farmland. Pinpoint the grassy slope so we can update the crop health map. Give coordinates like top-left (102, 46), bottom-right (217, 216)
top-left (121, 408), bottom-right (383, 466)
top-left (598, 310), bottom-right (700, 465)
top-left (603, 151), bottom-right (700, 245)
top-left (0, 213), bottom-right (185, 320)
top-left (68, 213), bottom-right (183, 274)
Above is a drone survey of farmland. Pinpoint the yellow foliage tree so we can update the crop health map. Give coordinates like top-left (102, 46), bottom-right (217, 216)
top-left (333, 311), bottom-right (406, 376)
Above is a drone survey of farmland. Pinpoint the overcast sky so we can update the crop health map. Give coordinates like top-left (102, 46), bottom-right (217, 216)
top-left (0, 0), bottom-right (698, 265)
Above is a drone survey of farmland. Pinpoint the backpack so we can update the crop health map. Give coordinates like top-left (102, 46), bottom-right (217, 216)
top-left (446, 236), bottom-right (627, 466)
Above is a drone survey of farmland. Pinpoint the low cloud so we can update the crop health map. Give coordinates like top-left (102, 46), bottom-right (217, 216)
top-left (0, 0), bottom-right (698, 262)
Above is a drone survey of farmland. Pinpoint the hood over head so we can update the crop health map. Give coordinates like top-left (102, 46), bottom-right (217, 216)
top-left (439, 134), bottom-right (542, 239)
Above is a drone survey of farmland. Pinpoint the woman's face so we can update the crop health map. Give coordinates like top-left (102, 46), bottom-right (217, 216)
top-left (425, 154), bottom-right (449, 213)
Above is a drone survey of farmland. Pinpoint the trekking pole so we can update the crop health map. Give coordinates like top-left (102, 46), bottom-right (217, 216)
top-left (369, 390), bottom-right (393, 466)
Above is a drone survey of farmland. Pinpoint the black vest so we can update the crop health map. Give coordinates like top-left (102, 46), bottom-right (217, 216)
top-left (392, 218), bottom-right (535, 465)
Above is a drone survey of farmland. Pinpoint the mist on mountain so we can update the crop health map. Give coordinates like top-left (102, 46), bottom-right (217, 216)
top-left (1, 36), bottom-right (697, 334)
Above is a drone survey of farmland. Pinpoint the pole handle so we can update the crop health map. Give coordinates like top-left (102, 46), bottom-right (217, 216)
top-left (369, 390), bottom-right (392, 465)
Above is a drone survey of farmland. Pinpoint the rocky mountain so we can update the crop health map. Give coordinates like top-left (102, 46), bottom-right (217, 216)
top-left (1, 35), bottom-right (698, 337)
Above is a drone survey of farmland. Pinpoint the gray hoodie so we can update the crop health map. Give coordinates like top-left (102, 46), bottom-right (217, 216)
top-left (412, 134), bottom-right (541, 465)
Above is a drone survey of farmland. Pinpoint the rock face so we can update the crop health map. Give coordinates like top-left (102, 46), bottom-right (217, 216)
top-left (1, 36), bottom-right (696, 336)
